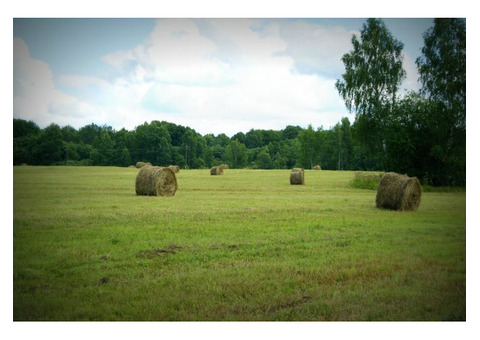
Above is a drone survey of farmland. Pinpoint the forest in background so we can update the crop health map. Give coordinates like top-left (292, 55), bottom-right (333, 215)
top-left (13, 19), bottom-right (465, 186)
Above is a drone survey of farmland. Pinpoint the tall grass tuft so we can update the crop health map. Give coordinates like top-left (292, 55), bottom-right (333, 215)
top-left (350, 172), bottom-right (384, 190)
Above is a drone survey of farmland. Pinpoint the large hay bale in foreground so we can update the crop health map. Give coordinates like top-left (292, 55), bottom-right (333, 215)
top-left (135, 161), bottom-right (152, 169)
top-left (135, 166), bottom-right (178, 196)
top-left (290, 168), bottom-right (305, 185)
top-left (210, 166), bottom-right (224, 175)
top-left (168, 165), bottom-right (180, 173)
top-left (375, 172), bottom-right (421, 211)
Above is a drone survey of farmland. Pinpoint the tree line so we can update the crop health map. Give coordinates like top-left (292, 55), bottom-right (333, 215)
top-left (12, 118), bottom-right (356, 171)
top-left (13, 19), bottom-right (465, 186)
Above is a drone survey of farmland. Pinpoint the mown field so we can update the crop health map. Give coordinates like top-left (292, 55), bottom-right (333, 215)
top-left (13, 166), bottom-right (466, 321)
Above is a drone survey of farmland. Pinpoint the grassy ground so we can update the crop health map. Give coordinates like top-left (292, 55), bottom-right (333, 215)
top-left (13, 166), bottom-right (466, 321)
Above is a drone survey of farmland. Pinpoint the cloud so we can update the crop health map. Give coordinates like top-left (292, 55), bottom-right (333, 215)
top-left (98, 19), bottom-right (351, 135)
top-left (276, 20), bottom-right (358, 78)
top-left (13, 37), bottom-right (55, 120)
top-left (13, 37), bottom-right (99, 128)
top-left (14, 19), bottom-right (361, 135)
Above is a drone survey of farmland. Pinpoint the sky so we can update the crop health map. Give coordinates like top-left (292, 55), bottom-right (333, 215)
top-left (13, 17), bottom-right (434, 136)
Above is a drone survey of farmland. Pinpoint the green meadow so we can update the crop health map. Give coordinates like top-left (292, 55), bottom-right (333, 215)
top-left (13, 166), bottom-right (466, 321)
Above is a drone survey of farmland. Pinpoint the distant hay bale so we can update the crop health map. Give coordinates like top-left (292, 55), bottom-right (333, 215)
top-left (210, 166), bottom-right (224, 175)
top-left (219, 164), bottom-right (229, 170)
top-left (168, 165), bottom-right (180, 173)
top-left (135, 166), bottom-right (178, 196)
top-left (313, 165), bottom-right (321, 170)
top-left (128, 165), bottom-right (136, 168)
top-left (290, 168), bottom-right (305, 185)
top-left (375, 172), bottom-right (422, 211)
top-left (135, 161), bottom-right (152, 169)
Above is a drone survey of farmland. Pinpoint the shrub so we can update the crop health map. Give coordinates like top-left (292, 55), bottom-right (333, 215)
top-left (350, 172), bottom-right (384, 190)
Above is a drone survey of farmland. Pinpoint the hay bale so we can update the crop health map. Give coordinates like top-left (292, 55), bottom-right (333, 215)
top-left (375, 172), bottom-right (421, 211)
top-left (168, 165), bottom-right (180, 173)
top-left (313, 165), bottom-right (321, 170)
top-left (135, 166), bottom-right (178, 196)
top-left (210, 166), bottom-right (224, 175)
top-left (290, 168), bottom-right (305, 185)
top-left (219, 164), bottom-right (229, 170)
top-left (135, 161), bottom-right (152, 169)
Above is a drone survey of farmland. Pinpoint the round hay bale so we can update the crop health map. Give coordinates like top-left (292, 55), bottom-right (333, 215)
top-left (210, 166), bottom-right (224, 175)
top-left (375, 172), bottom-right (421, 211)
top-left (135, 166), bottom-right (178, 196)
top-left (135, 161), bottom-right (152, 169)
top-left (313, 165), bottom-right (321, 170)
top-left (219, 164), bottom-right (229, 170)
top-left (168, 165), bottom-right (180, 173)
top-left (290, 168), bottom-right (305, 185)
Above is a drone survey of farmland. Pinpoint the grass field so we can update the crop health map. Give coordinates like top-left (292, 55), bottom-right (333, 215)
top-left (13, 166), bottom-right (466, 321)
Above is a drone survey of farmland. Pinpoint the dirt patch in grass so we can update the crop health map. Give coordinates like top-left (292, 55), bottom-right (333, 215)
top-left (136, 245), bottom-right (183, 258)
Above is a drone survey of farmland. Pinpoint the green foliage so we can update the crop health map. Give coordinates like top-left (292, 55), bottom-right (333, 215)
top-left (32, 123), bottom-right (66, 165)
top-left (90, 130), bottom-right (114, 165)
top-left (350, 172), bottom-right (383, 190)
top-left (415, 18), bottom-right (466, 186)
top-left (336, 18), bottom-right (405, 117)
top-left (297, 125), bottom-right (322, 169)
top-left (336, 18), bottom-right (406, 169)
top-left (11, 19), bottom-right (466, 186)
top-left (135, 121), bottom-right (172, 166)
top-left (13, 119), bottom-right (40, 138)
top-left (334, 18), bottom-right (465, 186)
top-left (417, 18), bottom-right (466, 127)
top-left (225, 139), bottom-right (248, 168)
top-left (118, 147), bottom-right (132, 167)
top-left (255, 148), bottom-right (273, 169)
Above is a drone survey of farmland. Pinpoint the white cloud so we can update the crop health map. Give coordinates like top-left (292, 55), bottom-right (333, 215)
top-left (14, 19), bottom-right (359, 135)
top-left (13, 37), bottom-right (100, 128)
top-left (13, 37), bottom-right (55, 121)
top-left (276, 20), bottom-right (358, 78)
top-left (96, 19), bottom-right (352, 135)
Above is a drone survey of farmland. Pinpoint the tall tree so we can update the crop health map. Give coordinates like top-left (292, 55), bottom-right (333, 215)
top-left (225, 139), bottom-right (248, 168)
top-left (77, 123), bottom-right (103, 145)
top-left (245, 129), bottom-right (264, 149)
top-left (13, 119), bottom-right (40, 138)
top-left (13, 119), bottom-right (40, 165)
top-left (181, 128), bottom-right (212, 169)
top-left (255, 147), bottom-right (273, 169)
top-left (135, 121), bottom-right (172, 166)
top-left (417, 18), bottom-right (466, 127)
top-left (415, 18), bottom-right (466, 185)
top-left (298, 125), bottom-right (321, 169)
top-left (90, 129), bottom-right (114, 165)
top-left (336, 18), bottom-right (406, 168)
top-left (32, 123), bottom-right (66, 165)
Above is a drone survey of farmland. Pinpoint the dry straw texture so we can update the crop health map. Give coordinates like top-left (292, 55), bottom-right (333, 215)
top-left (290, 168), bottom-right (305, 185)
top-left (210, 166), bottom-right (224, 175)
top-left (135, 161), bottom-right (152, 169)
top-left (375, 172), bottom-right (422, 211)
top-left (313, 165), bottom-right (322, 170)
top-left (168, 165), bottom-right (180, 173)
top-left (135, 166), bottom-right (178, 196)
top-left (219, 164), bottom-right (229, 169)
